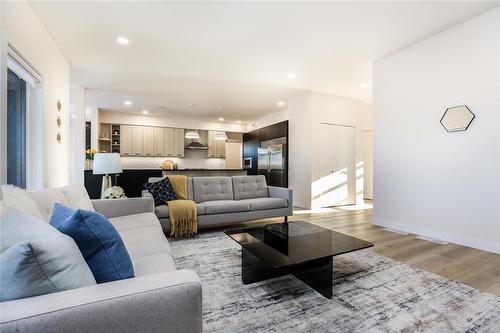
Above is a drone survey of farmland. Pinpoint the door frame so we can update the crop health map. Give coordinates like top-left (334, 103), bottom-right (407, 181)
top-left (318, 122), bottom-right (357, 208)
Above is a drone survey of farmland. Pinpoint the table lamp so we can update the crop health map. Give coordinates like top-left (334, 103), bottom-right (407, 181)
top-left (93, 153), bottom-right (123, 199)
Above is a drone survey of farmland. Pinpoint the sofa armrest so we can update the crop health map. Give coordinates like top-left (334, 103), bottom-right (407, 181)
top-left (91, 197), bottom-right (154, 218)
top-left (142, 190), bottom-right (153, 198)
top-left (0, 270), bottom-right (202, 333)
top-left (268, 186), bottom-right (293, 208)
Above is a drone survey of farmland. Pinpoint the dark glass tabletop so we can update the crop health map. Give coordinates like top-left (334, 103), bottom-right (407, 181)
top-left (225, 221), bottom-right (373, 268)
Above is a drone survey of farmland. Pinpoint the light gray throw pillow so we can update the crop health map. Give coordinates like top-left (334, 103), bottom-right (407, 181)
top-left (0, 208), bottom-right (96, 302)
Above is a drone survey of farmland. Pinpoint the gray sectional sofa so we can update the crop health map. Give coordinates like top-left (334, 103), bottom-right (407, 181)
top-left (0, 185), bottom-right (202, 333)
top-left (144, 175), bottom-right (293, 232)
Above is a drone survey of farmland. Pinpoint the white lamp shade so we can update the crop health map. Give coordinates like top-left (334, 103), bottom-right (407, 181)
top-left (185, 131), bottom-right (200, 139)
top-left (214, 132), bottom-right (228, 141)
top-left (93, 153), bottom-right (123, 175)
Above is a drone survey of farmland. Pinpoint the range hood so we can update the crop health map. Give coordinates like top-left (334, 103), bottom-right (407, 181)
top-left (186, 140), bottom-right (208, 150)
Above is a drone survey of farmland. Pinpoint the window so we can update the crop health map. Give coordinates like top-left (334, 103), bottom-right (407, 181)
top-left (7, 68), bottom-right (27, 187)
top-left (5, 45), bottom-right (44, 190)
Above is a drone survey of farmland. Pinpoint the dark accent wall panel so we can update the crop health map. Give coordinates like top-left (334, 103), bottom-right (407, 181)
top-left (243, 120), bottom-right (288, 183)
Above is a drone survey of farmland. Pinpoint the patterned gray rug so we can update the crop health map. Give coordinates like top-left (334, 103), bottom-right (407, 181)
top-left (169, 231), bottom-right (500, 333)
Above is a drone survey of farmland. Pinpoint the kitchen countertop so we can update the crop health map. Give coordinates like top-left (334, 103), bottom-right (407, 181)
top-left (85, 169), bottom-right (246, 171)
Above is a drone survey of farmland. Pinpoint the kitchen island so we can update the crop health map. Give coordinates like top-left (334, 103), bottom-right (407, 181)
top-left (162, 169), bottom-right (247, 177)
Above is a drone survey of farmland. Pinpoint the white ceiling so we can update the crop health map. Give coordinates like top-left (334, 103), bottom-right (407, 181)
top-left (29, 1), bottom-right (499, 122)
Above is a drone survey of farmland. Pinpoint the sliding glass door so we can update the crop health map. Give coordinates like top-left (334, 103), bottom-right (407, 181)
top-left (7, 68), bottom-right (27, 188)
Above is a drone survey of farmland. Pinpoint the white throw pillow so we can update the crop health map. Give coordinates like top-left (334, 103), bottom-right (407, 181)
top-left (60, 183), bottom-right (95, 211)
top-left (0, 185), bottom-right (45, 221)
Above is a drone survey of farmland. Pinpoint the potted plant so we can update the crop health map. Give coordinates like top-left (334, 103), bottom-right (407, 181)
top-left (85, 148), bottom-right (97, 170)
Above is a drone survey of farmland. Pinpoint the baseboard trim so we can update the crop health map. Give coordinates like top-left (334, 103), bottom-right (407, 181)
top-left (373, 218), bottom-right (500, 254)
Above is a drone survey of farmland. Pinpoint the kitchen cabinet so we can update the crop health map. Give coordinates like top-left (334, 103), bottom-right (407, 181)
top-left (164, 128), bottom-right (175, 156)
top-left (153, 127), bottom-right (165, 156)
top-left (120, 125), bottom-right (132, 156)
top-left (174, 128), bottom-right (185, 157)
top-left (131, 126), bottom-right (144, 156)
top-left (143, 126), bottom-right (154, 156)
top-left (207, 131), bottom-right (226, 158)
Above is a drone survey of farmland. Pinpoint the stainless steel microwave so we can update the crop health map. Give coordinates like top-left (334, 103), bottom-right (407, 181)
top-left (243, 157), bottom-right (252, 169)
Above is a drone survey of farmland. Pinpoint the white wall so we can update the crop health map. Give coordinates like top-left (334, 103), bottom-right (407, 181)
top-left (1, 1), bottom-right (71, 188)
top-left (373, 7), bottom-right (500, 253)
top-left (288, 92), bottom-right (314, 209)
top-left (246, 110), bottom-right (289, 132)
top-left (69, 84), bottom-right (85, 184)
top-left (288, 91), bottom-right (372, 209)
top-left (98, 110), bottom-right (246, 133)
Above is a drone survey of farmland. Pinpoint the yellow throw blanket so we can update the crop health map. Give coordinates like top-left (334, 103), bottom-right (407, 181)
top-left (168, 175), bottom-right (188, 200)
top-left (166, 175), bottom-right (197, 237)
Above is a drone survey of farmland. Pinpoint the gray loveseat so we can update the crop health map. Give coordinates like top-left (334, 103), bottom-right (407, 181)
top-left (0, 185), bottom-right (202, 333)
top-left (144, 175), bottom-right (293, 232)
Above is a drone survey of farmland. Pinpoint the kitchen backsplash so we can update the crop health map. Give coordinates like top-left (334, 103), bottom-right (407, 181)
top-left (120, 149), bottom-right (226, 169)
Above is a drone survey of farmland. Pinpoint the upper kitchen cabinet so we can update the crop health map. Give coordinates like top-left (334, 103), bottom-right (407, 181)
top-left (131, 126), bottom-right (145, 156)
top-left (153, 127), bottom-right (165, 156)
top-left (143, 126), bottom-right (154, 156)
top-left (174, 128), bottom-right (185, 157)
top-left (207, 131), bottom-right (226, 158)
top-left (120, 125), bottom-right (132, 156)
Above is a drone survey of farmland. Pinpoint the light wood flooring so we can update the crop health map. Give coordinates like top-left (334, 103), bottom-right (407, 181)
top-left (215, 205), bottom-right (500, 297)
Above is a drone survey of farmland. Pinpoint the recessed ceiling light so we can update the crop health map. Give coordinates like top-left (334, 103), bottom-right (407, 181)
top-left (218, 117), bottom-right (224, 121)
top-left (117, 36), bottom-right (129, 45)
top-left (360, 82), bottom-right (369, 88)
top-left (287, 72), bottom-right (297, 79)
top-left (236, 121), bottom-right (241, 124)
top-left (142, 110), bottom-right (149, 115)
top-left (124, 100), bottom-right (132, 106)
top-left (277, 101), bottom-right (286, 107)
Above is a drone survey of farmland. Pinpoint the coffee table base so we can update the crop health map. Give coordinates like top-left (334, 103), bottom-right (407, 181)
top-left (241, 248), bottom-right (333, 299)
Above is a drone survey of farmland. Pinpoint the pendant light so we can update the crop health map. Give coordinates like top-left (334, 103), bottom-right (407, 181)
top-left (214, 132), bottom-right (228, 141)
top-left (185, 104), bottom-right (200, 139)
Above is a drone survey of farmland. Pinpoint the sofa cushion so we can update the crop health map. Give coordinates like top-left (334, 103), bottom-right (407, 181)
top-left (144, 178), bottom-right (177, 206)
top-left (232, 175), bottom-right (268, 200)
top-left (108, 212), bottom-right (161, 232)
top-left (199, 200), bottom-right (250, 215)
top-left (0, 185), bottom-right (45, 221)
top-left (27, 188), bottom-right (69, 221)
top-left (192, 177), bottom-right (234, 203)
top-left (118, 226), bottom-right (173, 258)
top-left (59, 183), bottom-right (95, 211)
top-left (132, 253), bottom-right (177, 276)
top-left (239, 197), bottom-right (288, 211)
top-left (155, 204), bottom-right (206, 219)
top-left (49, 203), bottom-right (134, 284)
top-left (0, 208), bottom-right (96, 302)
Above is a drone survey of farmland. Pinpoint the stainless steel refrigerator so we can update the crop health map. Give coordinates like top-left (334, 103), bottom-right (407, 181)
top-left (258, 137), bottom-right (287, 187)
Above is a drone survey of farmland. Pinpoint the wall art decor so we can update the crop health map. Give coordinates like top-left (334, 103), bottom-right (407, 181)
top-left (440, 105), bottom-right (475, 132)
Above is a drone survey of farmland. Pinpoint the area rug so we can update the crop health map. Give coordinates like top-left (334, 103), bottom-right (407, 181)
top-left (169, 231), bottom-right (500, 333)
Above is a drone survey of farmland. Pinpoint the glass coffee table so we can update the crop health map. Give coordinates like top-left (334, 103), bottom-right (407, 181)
top-left (225, 221), bottom-right (373, 298)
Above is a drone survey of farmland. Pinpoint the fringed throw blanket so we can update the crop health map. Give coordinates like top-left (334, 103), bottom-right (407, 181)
top-left (168, 199), bottom-right (197, 237)
top-left (166, 175), bottom-right (197, 237)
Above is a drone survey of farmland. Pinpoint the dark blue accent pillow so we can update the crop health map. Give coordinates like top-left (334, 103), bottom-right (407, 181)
top-left (49, 203), bottom-right (134, 283)
top-left (144, 177), bottom-right (177, 206)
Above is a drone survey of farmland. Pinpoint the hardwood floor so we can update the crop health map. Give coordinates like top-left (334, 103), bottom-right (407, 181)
top-left (218, 205), bottom-right (500, 297)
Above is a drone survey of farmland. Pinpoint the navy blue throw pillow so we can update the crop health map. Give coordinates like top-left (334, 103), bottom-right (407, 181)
top-left (49, 203), bottom-right (134, 284)
top-left (144, 177), bottom-right (177, 206)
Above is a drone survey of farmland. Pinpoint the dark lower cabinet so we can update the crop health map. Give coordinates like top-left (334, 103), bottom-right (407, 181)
top-left (84, 169), bottom-right (163, 199)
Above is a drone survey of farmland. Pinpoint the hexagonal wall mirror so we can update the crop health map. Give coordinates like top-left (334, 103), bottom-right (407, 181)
top-left (440, 105), bottom-right (475, 132)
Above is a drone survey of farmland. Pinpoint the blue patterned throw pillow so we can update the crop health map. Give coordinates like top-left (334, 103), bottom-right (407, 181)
top-left (144, 177), bottom-right (177, 206)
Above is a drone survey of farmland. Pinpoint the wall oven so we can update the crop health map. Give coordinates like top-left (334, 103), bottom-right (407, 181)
top-left (243, 157), bottom-right (252, 169)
